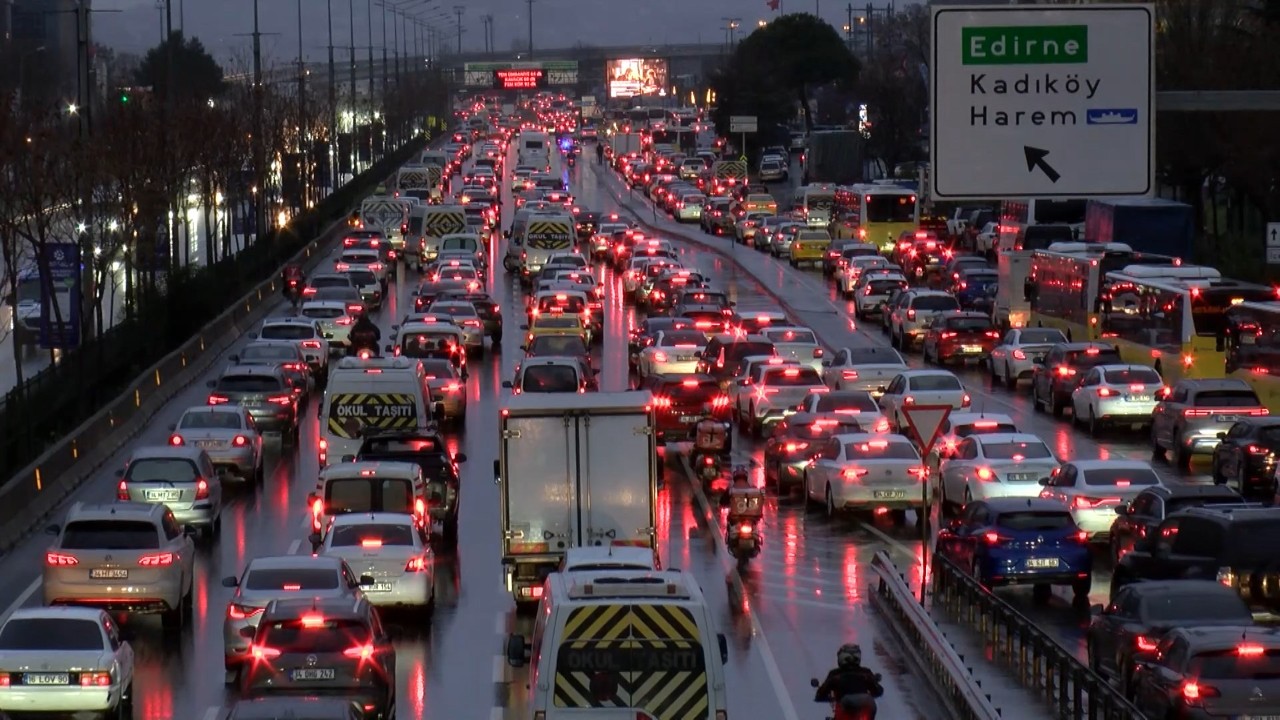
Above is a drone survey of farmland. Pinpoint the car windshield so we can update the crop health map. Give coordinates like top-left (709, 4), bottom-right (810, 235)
top-left (982, 441), bottom-right (1052, 459)
top-left (844, 440), bottom-right (919, 460)
top-left (1102, 368), bottom-right (1163, 384)
top-left (218, 376), bottom-right (284, 393)
top-left (816, 394), bottom-right (879, 413)
top-left (1143, 593), bottom-right (1250, 623)
top-left (244, 568), bottom-right (341, 591)
top-left (179, 412), bottom-right (241, 430)
top-left (1188, 649), bottom-right (1280, 680)
top-left (996, 511), bottom-right (1074, 531)
top-left (261, 325), bottom-right (314, 341)
top-left (522, 365), bottom-right (579, 391)
top-left (0, 619), bottom-right (103, 650)
top-left (126, 458), bottom-right (199, 482)
top-left (258, 619), bottom-right (371, 653)
top-left (909, 375), bottom-right (962, 391)
top-left (1081, 468), bottom-right (1160, 486)
top-left (61, 520), bottom-right (159, 550)
top-left (329, 523), bottom-right (416, 547)
top-left (1194, 390), bottom-right (1263, 407)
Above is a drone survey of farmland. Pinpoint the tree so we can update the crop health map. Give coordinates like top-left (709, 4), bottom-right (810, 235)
top-left (135, 32), bottom-right (226, 102)
top-left (855, 5), bottom-right (930, 172)
top-left (712, 12), bottom-right (859, 142)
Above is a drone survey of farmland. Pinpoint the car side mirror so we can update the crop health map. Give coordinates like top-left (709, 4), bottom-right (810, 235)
top-left (1116, 504), bottom-right (1130, 515)
top-left (359, 574), bottom-right (375, 586)
top-left (502, 380), bottom-right (513, 388)
top-left (340, 454), bottom-right (356, 463)
top-left (506, 633), bottom-right (529, 667)
top-left (821, 360), bottom-right (831, 367)
top-left (519, 324), bottom-right (529, 330)
top-left (1038, 477), bottom-right (1050, 486)
top-left (809, 678), bottom-right (820, 688)
top-left (229, 354), bottom-right (239, 363)
top-left (323, 332), bottom-right (335, 339)
top-left (1091, 603), bottom-right (1105, 616)
top-left (434, 402), bottom-right (445, 420)
top-left (308, 532), bottom-right (323, 548)
top-left (520, 344), bottom-right (528, 351)
top-left (1032, 357), bottom-right (1045, 365)
top-left (239, 626), bottom-right (257, 640)
top-left (384, 344), bottom-right (394, 353)
top-left (718, 633), bottom-right (728, 663)
top-left (306, 493), bottom-right (318, 507)
top-left (44, 524), bottom-right (60, 536)
top-left (221, 575), bottom-right (239, 588)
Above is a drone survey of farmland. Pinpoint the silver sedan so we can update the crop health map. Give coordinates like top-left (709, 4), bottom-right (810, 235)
top-left (169, 406), bottom-right (264, 483)
top-left (989, 327), bottom-right (1068, 389)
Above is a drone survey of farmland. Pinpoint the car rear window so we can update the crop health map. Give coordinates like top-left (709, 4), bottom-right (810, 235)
top-left (995, 511), bottom-right (1074, 531)
top-left (659, 331), bottom-right (707, 347)
top-left (868, 279), bottom-right (907, 293)
top-left (329, 524), bottom-right (415, 547)
top-left (302, 307), bottom-right (345, 320)
top-left (61, 520), bottom-right (159, 550)
top-left (764, 367), bottom-right (822, 386)
top-left (419, 360), bottom-right (458, 379)
top-left (1194, 390), bottom-right (1263, 407)
top-left (534, 315), bottom-right (582, 329)
top-left (218, 376), bottom-right (285, 393)
top-left (522, 365), bottom-right (579, 391)
top-left (1142, 592), bottom-right (1250, 623)
top-left (816, 394), bottom-right (879, 413)
top-left (944, 317), bottom-right (994, 331)
top-left (1020, 329), bottom-right (1067, 344)
top-left (724, 342), bottom-right (775, 362)
top-left (1103, 368), bottom-right (1162, 384)
top-left (1188, 648), bottom-right (1280, 680)
top-left (126, 458), bottom-right (199, 482)
top-left (844, 439), bottom-right (919, 461)
top-left (909, 375), bottom-right (962, 391)
top-left (179, 412), bottom-right (241, 430)
top-left (665, 379), bottom-right (719, 399)
top-left (261, 325), bottom-right (314, 340)
top-left (1065, 349), bottom-right (1122, 366)
top-left (911, 295), bottom-right (961, 312)
top-left (325, 478), bottom-right (413, 514)
top-left (847, 347), bottom-right (905, 365)
top-left (343, 253), bottom-right (378, 264)
top-left (530, 336), bottom-right (588, 355)
top-left (244, 568), bottom-right (341, 591)
top-left (1081, 468), bottom-right (1160, 486)
top-left (311, 276), bottom-right (351, 289)
top-left (766, 329), bottom-right (817, 345)
top-left (537, 297), bottom-right (586, 315)
top-left (312, 287), bottom-right (359, 303)
top-left (0, 619), bottom-right (104, 650)
top-left (982, 441), bottom-right (1052, 459)
top-left (347, 270), bottom-right (377, 286)
top-left (241, 346), bottom-right (296, 362)
top-left (258, 619), bottom-right (372, 653)
top-left (954, 421), bottom-right (1018, 437)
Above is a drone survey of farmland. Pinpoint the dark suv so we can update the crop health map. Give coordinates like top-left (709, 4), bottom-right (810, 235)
top-left (638, 373), bottom-right (731, 446)
top-left (240, 596), bottom-right (396, 719)
top-left (1109, 484), bottom-right (1245, 565)
top-left (207, 366), bottom-right (299, 444)
top-left (1131, 626), bottom-right (1280, 719)
top-left (350, 431), bottom-right (465, 550)
top-left (1029, 342), bottom-right (1122, 417)
top-left (1211, 417), bottom-right (1280, 500)
top-left (1111, 505), bottom-right (1280, 613)
top-left (698, 334), bottom-right (776, 388)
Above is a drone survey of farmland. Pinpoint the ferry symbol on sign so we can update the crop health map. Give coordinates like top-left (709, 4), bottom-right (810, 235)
top-left (1086, 108), bottom-right (1138, 125)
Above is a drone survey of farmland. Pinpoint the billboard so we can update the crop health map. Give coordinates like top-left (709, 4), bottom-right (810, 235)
top-left (607, 58), bottom-right (669, 99)
top-left (463, 61), bottom-right (577, 88)
top-left (494, 68), bottom-right (546, 90)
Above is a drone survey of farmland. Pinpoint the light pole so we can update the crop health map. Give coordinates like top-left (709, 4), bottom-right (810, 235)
top-left (347, 0), bottom-right (356, 173)
top-left (296, 0), bottom-right (308, 209)
top-left (327, 0), bottom-right (337, 192)
top-left (452, 5), bottom-right (463, 54)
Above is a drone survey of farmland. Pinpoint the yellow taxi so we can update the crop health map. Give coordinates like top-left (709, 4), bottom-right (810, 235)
top-left (788, 228), bottom-right (833, 269)
top-left (522, 310), bottom-right (592, 347)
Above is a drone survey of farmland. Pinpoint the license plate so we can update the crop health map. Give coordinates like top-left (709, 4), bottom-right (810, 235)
top-left (196, 440), bottom-right (221, 449)
top-left (23, 673), bottom-right (69, 685)
top-left (1237, 715), bottom-right (1280, 720)
top-left (1217, 415), bottom-right (1238, 423)
top-left (676, 355), bottom-right (696, 362)
top-left (1127, 395), bottom-right (1151, 402)
top-left (366, 583), bottom-right (393, 593)
top-left (961, 345), bottom-right (982, 353)
top-left (679, 415), bottom-right (699, 423)
top-left (1007, 473), bottom-right (1038, 482)
top-left (1025, 558), bottom-right (1060, 569)
top-left (290, 668), bottom-right (336, 681)
top-left (873, 490), bottom-right (907, 499)
top-left (90, 569), bottom-right (128, 579)
top-left (144, 490), bottom-right (181, 502)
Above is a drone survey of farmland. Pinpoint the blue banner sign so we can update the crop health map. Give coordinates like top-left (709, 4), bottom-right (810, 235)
top-left (39, 242), bottom-right (81, 350)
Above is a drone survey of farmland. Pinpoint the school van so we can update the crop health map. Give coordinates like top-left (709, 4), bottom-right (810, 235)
top-left (318, 356), bottom-right (441, 466)
top-left (520, 213), bottom-right (575, 282)
top-left (517, 130), bottom-right (553, 170)
top-left (506, 568), bottom-right (729, 720)
top-left (408, 204), bottom-right (466, 270)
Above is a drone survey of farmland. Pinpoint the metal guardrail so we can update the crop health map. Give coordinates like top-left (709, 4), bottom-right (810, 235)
top-left (868, 551), bottom-right (1004, 720)
top-left (931, 554), bottom-right (1148, 720)
top-left (0, 134), bottom-right (433, 554)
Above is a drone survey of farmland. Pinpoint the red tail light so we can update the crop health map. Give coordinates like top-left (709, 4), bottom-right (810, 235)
top-left (251, 645), bottom-right (281, 662)
top-left (169, 434), bottom-right (184, 446)
top-left (300, 340), bottom-right (322, 350)
top-left (233, 435), bottom-right (249, 447)
top-left (653, 396), bottom-right (672, 409)
top-left (841, 467), bottom-right (868, 481)
top-left (207, 394), bottom-right (230, 405)
top-left (443, 382), bottom-right (462, 393)
top-left (1073, 496), bottom-right (1119, 509)
top-left (268, 395), bottom-right (293, 406)
top-left (841, 369), bottom-right (859, 380)
top-left (982, 532), bottom-right (1009, 546)
top-left (79, 672), bottom-right (111, 686)
top-left (1135, 634), bottom-right (1157, 651)
top-left (975, 467), bottom-right (994, 481)
top-left (940, 331), bottom-right (957, 340)
top-left (46, 552), bottom-right (78, 566)
top-left (343, 642), bottom-right (376, 661)
top-left (1182, 680), bottom-right (1219, 705)
top-left (195, 479), bottom-right (209, 500)
top-left (347, 305), bottom-right (364, 315)
top-left (652, 351), bottom-right (668, 363)
top-left (962, 393), bottom-right (972, 408)
top-left (1056, 366), bottom-right (1076, 377)
top-left (228, 603), bottom-right (264, 620)
top-left (784, 442), bottom-right (809, 453)
top-left (405, 556), bottom-right (429, 572)
top-left (712, 394), bottom-right (730, 410)
top-left (907, 309), bottom-right (916, 321)
top-left (116, 480), bottom-right (129, 501)
top-left (335, 316), bottom-right (354, 326)
top-left (336, 262), bottom-right (350, 271)
top-left (1012, 349), bottom-right (1027, 360)
top-left (1097, 388), bottom-right (1112, 397)
top-left (139, 552), bottom-right (175, 566)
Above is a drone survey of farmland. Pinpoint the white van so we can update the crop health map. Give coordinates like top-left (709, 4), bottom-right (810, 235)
top-left (517, 130), bottom-right (552, 170)
top-left (318, 356), bottom-right (441, 466)
top-left (506, 568), bottom-right (729, 720)
top-left (306, 460), bottom-right (429, 545)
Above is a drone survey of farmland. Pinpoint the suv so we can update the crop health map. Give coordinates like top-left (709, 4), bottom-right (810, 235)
top-left (116, 445), bottom-right (224, 540)
top-left (698, 334), bottom-right (777, 388)
top-left (921, 311), bottom-right (1000, 366)
top-left (1029, 342), bottom-right (1122, 417)
top-left (239, 596), bottom-right (396, 717)
top-left (349, 431), bottom-right (466, 550)
top-left (1130, 626), bottom-right (1280, 719)
top-left (206, 365), bottom-right (300, 445)
top-left (1110, 484), bottom-right (1247, 565)
top-left (638, 373), bottom-right (731, 446)
top-left (1211, 417), bottom-right (1280, 500)
top-left (1152, 378), bottom-right (1270, 471)
top-left (43, 502), bottom-right (196, 633)
top-left (887, 290), bottom-right (961, 351)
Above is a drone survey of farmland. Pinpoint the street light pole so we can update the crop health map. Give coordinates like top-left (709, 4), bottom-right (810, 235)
top-left (327, 0), bottom-right (337, 192)
top-left (366, 0), bottom-right (375, 164)
top-left (252, 0), bottom-right (265, 245)
top-left (452, 5), bottom-right (462, 54)
top-left (296, 0), bottom-right (308, 209)
top-left (347, 0), bottom-right (356, 172)
top-left (526, 0), bottom-right (534, 58)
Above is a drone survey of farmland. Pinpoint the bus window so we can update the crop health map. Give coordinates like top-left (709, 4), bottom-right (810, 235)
top-left (866, 195), bottom-right (915, 223)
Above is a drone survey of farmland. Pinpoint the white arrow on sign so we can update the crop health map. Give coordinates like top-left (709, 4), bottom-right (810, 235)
top-left (901, 404), bottom-right (953, 458)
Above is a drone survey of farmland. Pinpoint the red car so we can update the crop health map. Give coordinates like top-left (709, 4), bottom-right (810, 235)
top-left (921, 311), bottom-right (1000, 366)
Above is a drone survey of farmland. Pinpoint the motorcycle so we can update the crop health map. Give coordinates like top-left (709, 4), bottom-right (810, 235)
top-left (809, 677), bottom-right (881, 720)
top-left (284, 279), bottom-right (302, 309)
top-left (567, 155), bottom-right (576, 168)
top-left (689, 411), bottom-right (728, 491)
top-left (347, 335), bottom-right (380, 358)
top-left (725, 486), bottom-right (764, 570)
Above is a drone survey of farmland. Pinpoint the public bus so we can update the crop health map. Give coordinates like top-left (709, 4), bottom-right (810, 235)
top-left (998, 198), bottom-right (1087, 252)
top-left (1025, 242), bottom-right (1180, 340)
top-left (649, 126), bottom-right (695, 155)
top-left (1095, 265), bottom-right (1276, 383)
top-left (795, 184), bottom-right (837, 228)
top-left (1224, 301), bottom-right (1280, 411)
top-left (830, 183), bottom-right (918, 252)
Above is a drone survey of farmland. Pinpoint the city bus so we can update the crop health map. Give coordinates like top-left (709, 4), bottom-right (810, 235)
top-left (1224, 301), bottom-right (1280, 411)
top-left (1096, 266), bottom-right (1277, 383)
top-left (998, 198), bottom-right (1086, 252)
top-left (831, 183), bottom-right (918, 252)
top-left (1025, 242), bottom-right (1180, 340)
top-left (795, 184), bottom-right (837, 228)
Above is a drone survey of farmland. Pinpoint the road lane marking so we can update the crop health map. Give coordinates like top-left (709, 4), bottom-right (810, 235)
top-left (495, 612), bottom-right (506, 634)
top-left (200, 706), bottom-right (221, 720)
top-left (0, 578), bottom-right (40, 625)
top-left (859, 521), bottom-right (925, 566)
top-left (287, 538), bottom-right (302, 555)
top-left (493, 654), bottom-right (508, 683)
top-left (490, 707), bottom-right (505, 720)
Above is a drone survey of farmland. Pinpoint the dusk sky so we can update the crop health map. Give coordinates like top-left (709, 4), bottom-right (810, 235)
top-left (91, 0), bottom-right (894, 64)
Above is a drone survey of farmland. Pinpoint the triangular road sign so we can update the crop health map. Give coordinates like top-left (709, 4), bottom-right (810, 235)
top-left (901, 404), bottom-right (953, 457)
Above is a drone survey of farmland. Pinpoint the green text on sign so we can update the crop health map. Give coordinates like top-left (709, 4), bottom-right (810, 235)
top-left (962, 25), bottom-right (1088, 65)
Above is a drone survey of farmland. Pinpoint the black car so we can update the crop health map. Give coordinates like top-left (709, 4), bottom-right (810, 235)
top-left (1109, 484), bottom-right (1245, 564)
top-left (350, 430), bottom-right (466, 550)
top-left (1029, 342), bottom-right (1123, 417)
top-left (1131, 626), bottom-right (1280, 719)
top-left (1212, 417), bottom-right (1280, 500)
top-left (574, 211), bottom-right (602, 239)
top-left (1087, 580), bottom-right (1253, 695)
top-left (435, 289), bottom-right (503, 343)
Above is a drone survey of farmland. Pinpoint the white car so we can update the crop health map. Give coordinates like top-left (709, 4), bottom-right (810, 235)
top-left (795, 389), bottom-right (890, 433)
top-left (546, 252), bottom-right (589, 271)
top-left (1069, 364), bottom-right (1164, 436)
top-left (170, 405), bottom-right (264, 482)
top-left (257, 318), bottom-right (330, 378)
top-left (761, 326), bottom-right (825, 374)
top-left (636, 329), bottom-right (708, 377)
top-left (988, 327), bottom-right (1069, 389)
top-left (822, 346), bottom-right (908, 397)
top-left (887, 290), bottom-right (962, 351)
top-left (803, 433), bottom-right (927, 519)
top-left (935, 412), bottom-right (1019, 460)
top-left (336, 248), bottom-right (387, 287)
top-left (878, 370), bottom-right (971, 430)
top-left (734, 362), bottom-right (826, 437)
top-left (1038, 460), bottom-right (1164, 541)
top-left (850, 272), bottom-right (909, 319)
top-left (623, 257), bottom-right (665, 296)
top-left (299, 300), bottom-right (355, 351)
top-left (938, 433), bottom-right (1059, 510)
top-left (316, 513), bottom-right (436, 614)
top-left (424, 300), bottom-right (486, 354)
top-left (975, 221), bottom-right (1000, 253)
top-left (837, 256), bottom-right (894, 297)
top-left (0, 607), bottom-right (134, 717)
top-left (675, 194), bottom-right (705, 222)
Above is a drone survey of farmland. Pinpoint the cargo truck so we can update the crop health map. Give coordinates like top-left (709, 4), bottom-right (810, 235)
top-left (607, 132), bottom-right (643, 159)
top-left (1083, 197), bottom-right (1196, 260)
top-left (494, 392), bottom-right (658, 605)
top-left (802, 130), bottom-right (864, 185)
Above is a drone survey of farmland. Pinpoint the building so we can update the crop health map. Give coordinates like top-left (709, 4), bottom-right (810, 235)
top-left (8, 0), bottom-right (89, 99)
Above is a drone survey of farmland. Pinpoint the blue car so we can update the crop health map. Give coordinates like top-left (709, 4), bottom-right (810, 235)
top-left (951, 268), bottom-right (998, 312)
top-left (935, 497), bottom-right (1093, 606)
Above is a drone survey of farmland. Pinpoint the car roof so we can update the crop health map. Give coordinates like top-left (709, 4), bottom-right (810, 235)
top-left (220, 364), bottom-right (285, 378)
top-left (127, 444), bottom-right (206, 462)
top-left (65, 501), bottom-right (165, 523)
top-left (319, 461), bottom-right (421, 479)
top-left (1140, 484), bottom-right (1241, 500)
top-left (328, 512), bottom-right (418, 528)
top-left (1120, 579), bottom-right (1244, 597)
top-left (973, 432), bottom-right (1045, 445)
top-left (832, 432), bottom-right (913, 443)
top-left (653, 373), bottom-right (716, 385)
top-left (1067, 459), bottom-right (1155, 471)
top-left (246, 554), bottom-right (347, 571)
top-left (946, 412), bottom-right (1015, 426)
top-left (899, 369), bottom-right (959, 378)
top-left (1177, 378), bottom-right (1254, 391)
top-left (262, 317), bottom-right (318, 326)
top-left (1172, 625), bottom-right (1280, 649)
top-left (520, 356), bottom-right (584, 367)
top-left (9, 606), bottom-right (107, 623)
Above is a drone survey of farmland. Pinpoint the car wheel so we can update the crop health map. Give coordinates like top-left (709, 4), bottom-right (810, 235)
top-left (1172, 436), bottom-right (1192, 472)
top-left (825, 485), bottom-right (837, 519)
top-left (162, 589), bottom-right (188, 633)
top-left (1150, 423), bottom-right (1166, 460)
top-left (1004, 362), bottom-right (1018, 391)
top-left (1088, 408), bottom-right (1102, 438)
top-left (1032, 583), bottom-right (1052, 604)
top-left (254, 461), bottom-right (265, 486)
top-left (1050, 393), bottom-right (1065, 418)
top-left (1032, 382), bottom-right (1045, 413)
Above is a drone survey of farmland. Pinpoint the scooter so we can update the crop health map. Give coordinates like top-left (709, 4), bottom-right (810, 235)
top-left (694, 452), bottom-right (722, 490)
top-left (809, 678), bottom-right (881, 720)
top-left (724, 485), bottom-right (764, 570)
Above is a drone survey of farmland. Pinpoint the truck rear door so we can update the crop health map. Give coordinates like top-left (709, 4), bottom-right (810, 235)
top-left (578, 411), bottom-right (656, 551)
top-left (502, 414), bottom-right (576, 557)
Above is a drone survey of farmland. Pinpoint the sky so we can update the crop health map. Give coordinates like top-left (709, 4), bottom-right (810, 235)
top-left (91, 0), bottom-right (906, 64)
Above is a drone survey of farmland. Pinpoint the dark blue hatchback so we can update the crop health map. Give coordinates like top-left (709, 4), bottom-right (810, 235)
top-left (936, 497), bottom-right (1093, 605)
top-left (952, 269), bottom-right (998, 312)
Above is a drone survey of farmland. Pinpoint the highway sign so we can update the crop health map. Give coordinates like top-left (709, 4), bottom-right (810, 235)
top-left (901, 405), bottom-right (953, 458)
top-left (729, 115), bottom-right (758, 133)
top-left (1268, 222), bottom-right (1280, 264)
top-left (930, 4), bottom-right (1154, 200)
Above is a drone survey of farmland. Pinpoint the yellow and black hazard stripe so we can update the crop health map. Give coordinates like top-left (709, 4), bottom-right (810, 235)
top-left (553, 639), bottom-right (630, 709)
top-left (563, 604), bottom-right (632, 642)
top-left (325, 392), bottom-right (418, 439)
top-left (713, 161), bottom-right (747, 179)
top-left (422, 211), bottom-right (465, 238)
top-left (525, 220), bottom-right (574, 249)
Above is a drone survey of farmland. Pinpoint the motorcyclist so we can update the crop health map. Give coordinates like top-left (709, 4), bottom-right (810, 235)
top-left (348, 313), bottom-right (381, 356)
top-left (282, 264), bottom-right (305, 306)
top-left (814, 644), bottom-right (883, 720)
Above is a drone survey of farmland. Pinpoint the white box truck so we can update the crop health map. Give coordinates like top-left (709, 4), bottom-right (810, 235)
top-left (493, 391), bottom-right (658, 604)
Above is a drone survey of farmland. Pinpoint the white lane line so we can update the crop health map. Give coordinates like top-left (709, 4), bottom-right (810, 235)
top-left (0, 578), bottom-right (41, 625)
top-left (200, 706), bottom-right (221, 720)
top-left (287, 538), bottom-right (302, 555)
top-left (490, 707), bottom-right (505, 720)
top-left (493, 654), bottom-right (508, 683)
top-left (495, 612), bottom-right (506, 635)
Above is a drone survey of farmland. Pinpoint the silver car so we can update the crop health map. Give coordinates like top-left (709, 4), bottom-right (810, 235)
top-left (115, 446), bottom-right (223, 540)
top-left (169, 405), bottom-right (264, 483)
top-left (42, 502), bottom-right (195, 632)
top-left (220, 554), bottom-right (369, 681)
top-left (424, 300), bottom-right (486, 354)
top-left (988, 327), bottom-right (1068, 389)
top-left (1152, 379), bottom-right (1270, 470)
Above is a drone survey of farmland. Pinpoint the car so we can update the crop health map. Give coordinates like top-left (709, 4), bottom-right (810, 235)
top-left (1039, 459), bottom-right (1164, 542)
top-left (639, 373), bottom-right (732, 445)
top-left (699, 333), bottom-right (777, 389)
top-left (524, 311), bottom-right (591, 348)
top-left (508, 355), bottom-right (595, 394)
top-left (348, 430), bottom-right (466, 549)
top-left (951, 268), bottom-right (999, 313)
top-left (803, 433), bottom-right (927, 522)
top-left (937, 433), bottom-right (1059, 511)
top-left (416, 357), bottom-right (467, 424)
top-left (887, 290), bottom-right (962, 351)
top-left (115, 445), bottom-right (224, 540)
top-left (229, 340), bottom-right (313, 399)
top-left (524, 333), bottom-right (591, 368)
top-left (794, 389), bottom-right (888, 430)
top-left (300, 300), bottom-right (357, 350)
top-left (934, 497), bottom-right (1092, 606)
top-left (1152, 378), bottom-right (1270, 471)
top-left (43, 502), bottom-right (196, 632)
top-left (878, 370), bottom-right (971, 430)
top-left (935, 412), bottom-right (1019, 460)
top-left (760, 325), bottom-right (824, 374)
top-left (636, 329), bottom-right (708, 378)
top-left (314, 513), bottom-right (436, 615)
top-left (821, 346), bottom-right (908, 397)
top-left (921, 311), bottom-right (1000, 366)
top-left (221, 554), bottom-right (369, 681)
top-left (423, 300), bottom-right (487, 355)
top-left (733, 362), bottom-right (826, 438)
top-left (336, 248), bottom-right (388, 289)
top-left (1087, 579), bottom-right (1254, 695)
top-left (759, 158), bottom-right (787, 182)
top-left (762, 412), bottom-right (865, 491)
top-left (1130, 626), bottom-right (1280, 719)
top-left (629, 316), bottom-right (694, 370)
top-left (1211, 417), bottom-right (1280, 500)
top-left (988, 327), bottom-right (1069, 390)
top-left (206, 365), bottom-right (300, 444)
top-left (342, 268), bottom-right (383, 310)
top-left (435, 289), bottom-right (503, 344)
top-left (1029, 342), bottom-right (1124, 418)
top-left (392, 320), bottom-right (468, 376)
top-left (0, 607), bottom-right (134, 718)
top-left (1069, 363), bottom-right (1165, 436)
top-left (168, 405), bottom-right (265, 484)
top-left (849, 272), bottom-right (909, 319)
top-left (238, 596), bottom-right (396, 716)
top-left (1109, 484), bottom-right (1247, 565)
top-left (257, 317), bottom-right (331, 382)
top-left (836, 254), bottom-right (893, 297)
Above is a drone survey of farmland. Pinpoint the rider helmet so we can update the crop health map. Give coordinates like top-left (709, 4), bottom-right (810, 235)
top-left (836, 643), bottom-right (862, 670)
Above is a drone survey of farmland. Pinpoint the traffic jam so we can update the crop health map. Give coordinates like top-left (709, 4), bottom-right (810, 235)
top-left (0, 89), bottom-right (1278, 720)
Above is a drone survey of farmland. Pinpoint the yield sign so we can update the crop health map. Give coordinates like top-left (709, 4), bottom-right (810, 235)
top-left (901, 404), bottom-right (952, 457)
